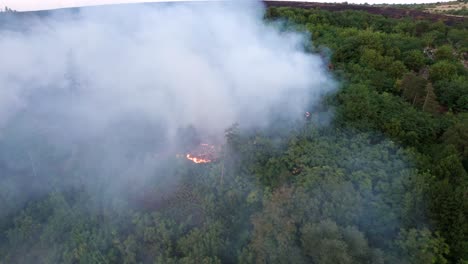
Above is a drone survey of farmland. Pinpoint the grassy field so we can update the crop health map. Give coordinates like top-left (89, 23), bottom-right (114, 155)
top-left (425, 1), bottom-right (468, 16)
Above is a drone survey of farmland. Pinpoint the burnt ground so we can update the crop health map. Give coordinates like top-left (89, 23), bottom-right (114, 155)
top-left (263, 1), bottom-right (466, 25)
top-left (0, 1), bottom-right (465, 30)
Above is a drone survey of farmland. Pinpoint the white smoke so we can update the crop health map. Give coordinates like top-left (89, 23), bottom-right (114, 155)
top-left (0, 1), bottom-right (334, 142)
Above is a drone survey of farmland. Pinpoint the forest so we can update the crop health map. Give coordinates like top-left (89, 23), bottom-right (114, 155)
top-left (0, 3), bottom-right (467, 264)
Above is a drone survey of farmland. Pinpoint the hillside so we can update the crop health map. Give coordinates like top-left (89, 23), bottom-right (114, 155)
top-left (263, 1), bottom-right (467, 24)
top-left (426, 1), bottom-right (468, 17)
top-left (0, 2), bottom-right (467, 264)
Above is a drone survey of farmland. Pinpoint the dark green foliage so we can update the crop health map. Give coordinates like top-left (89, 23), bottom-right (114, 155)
top-left (265, 7), bottom-right (468, 262)
top-left (434, 77), bottom-right (468, 112)
top-left (400, 73), bottom-right (428, 105)
top-left (429, 61), bottom-right (459, 82)
top-left (300, 220), bottom-right (384, 264)
top-left (448, 28), bottom-right (468, 52)
top-left (403, 50), bottom-right (426, 72)
top-left (441, 114), bottom-right (468, 168)
top-left (435, 45), bottom-right (456, 62)
top-left (0, 6), bottom-right (467, 264)
top-left (422, 83), bottom-right (442, 114)
top-left (395, 229), bottom-right (449, 264)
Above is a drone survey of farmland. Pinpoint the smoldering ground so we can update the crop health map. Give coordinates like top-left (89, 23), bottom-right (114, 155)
top-left (0, 1), bottom-right (335, 212)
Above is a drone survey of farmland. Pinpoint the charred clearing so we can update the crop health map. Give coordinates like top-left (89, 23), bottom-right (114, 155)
top-left (263, 1), bottom-right (466, 25)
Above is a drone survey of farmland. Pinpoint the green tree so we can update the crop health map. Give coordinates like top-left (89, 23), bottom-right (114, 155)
top-left (422, 83), bottom-right (441, 114)
top-left (435, 45), bottom-right (455, 61)
top-left (441, 114), bottom-right (468, 168)
top-left (400, 73), bottom-right (428, 106)
top-left (301, 220), bottom-right (384, 264)
top-left (429, 61), bottom-right (458, 82)
top-left (434, 77), bottom-right (468, 112)
top-left (403, 50), bottom-right (426, 72)
top-left (395, 229), bottom-right (449, 264)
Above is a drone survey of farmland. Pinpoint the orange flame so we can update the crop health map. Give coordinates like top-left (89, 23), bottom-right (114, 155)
top-left (186, 154), bottom-right (211, 164)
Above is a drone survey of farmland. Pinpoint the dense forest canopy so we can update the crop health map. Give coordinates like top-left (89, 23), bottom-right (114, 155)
top-left (0, 2), bottom-right (467, 264)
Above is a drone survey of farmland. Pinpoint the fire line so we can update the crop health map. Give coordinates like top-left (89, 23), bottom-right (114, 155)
top-left (186, 154), bottom-right (211, 164)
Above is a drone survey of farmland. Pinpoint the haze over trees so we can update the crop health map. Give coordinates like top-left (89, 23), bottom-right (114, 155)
top-left (0, 2), bottom-right (467, 264)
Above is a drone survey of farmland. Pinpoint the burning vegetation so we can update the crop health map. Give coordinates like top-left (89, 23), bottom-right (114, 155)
top-left (186, 154), bottom-right (211, 164)
top-left (184, 143), bottom-right (219, 164)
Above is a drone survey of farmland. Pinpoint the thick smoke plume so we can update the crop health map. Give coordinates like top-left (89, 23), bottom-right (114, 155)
top-left (0, 2), bottom-right (333, 136)
top-left (0, 1), bottom-right (335, 210)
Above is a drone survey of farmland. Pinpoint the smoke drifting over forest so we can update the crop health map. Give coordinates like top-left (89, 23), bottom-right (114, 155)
top-left (0, 1), bottom-right (335, 209)
top-left (2, 2), bottom-right (462, 263)
top-left (0, 2), bottom-right (333, 137)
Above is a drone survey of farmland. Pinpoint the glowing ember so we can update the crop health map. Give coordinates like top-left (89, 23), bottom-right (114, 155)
top-left (186, 154), bottom-right (211, 164)
top-left (184, 143), bottom-right (218, 164)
